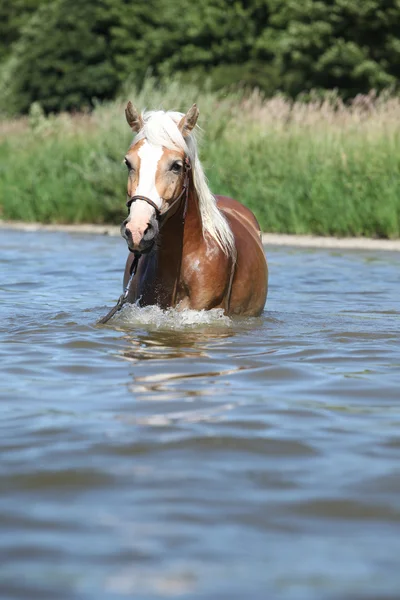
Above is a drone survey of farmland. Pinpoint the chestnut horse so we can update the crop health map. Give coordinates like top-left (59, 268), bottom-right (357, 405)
top-left (118, 102), bottom-right (267, 317)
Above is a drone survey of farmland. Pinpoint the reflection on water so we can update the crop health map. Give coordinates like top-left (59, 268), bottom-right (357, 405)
top-left (1, 229), bottom-right (400, 600)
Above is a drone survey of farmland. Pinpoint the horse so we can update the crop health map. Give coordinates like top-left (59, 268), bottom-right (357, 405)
top-left (118, 102), bottom-right (268, 317)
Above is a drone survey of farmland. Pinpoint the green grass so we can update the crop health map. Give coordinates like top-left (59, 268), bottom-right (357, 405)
top-left (1, 80), bottom-right (400, 237)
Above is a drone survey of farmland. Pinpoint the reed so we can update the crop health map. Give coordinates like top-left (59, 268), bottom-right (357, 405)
top-left (1, 81), bottom-right (399, 237)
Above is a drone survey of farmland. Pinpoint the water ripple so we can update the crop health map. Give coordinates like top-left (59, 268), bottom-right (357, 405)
top-left (1, 230), bottom-right (400, 600)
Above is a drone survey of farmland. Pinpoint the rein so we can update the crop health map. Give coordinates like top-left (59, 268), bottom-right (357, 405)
top-left (98, 158), bottom-right (191, 325)
top-left (97, 253), bottom-right (140, 325)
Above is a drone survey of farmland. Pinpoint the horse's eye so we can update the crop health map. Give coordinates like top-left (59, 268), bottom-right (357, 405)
top-left (124, 158), bottom-right (133, 170)
top-left (171, 161), bottom-right (182, 173)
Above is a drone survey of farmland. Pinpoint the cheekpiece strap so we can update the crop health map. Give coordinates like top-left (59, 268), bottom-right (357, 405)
top-left (126, 157), bottom-right (191, 228)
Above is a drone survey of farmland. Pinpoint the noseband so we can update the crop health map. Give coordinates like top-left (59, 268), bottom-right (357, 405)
top-left (125, 157), bottom-right (191, 228)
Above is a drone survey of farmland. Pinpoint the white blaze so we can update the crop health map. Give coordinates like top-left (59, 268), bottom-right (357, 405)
top-left (134, 141), bottom-right (163, 209)
top-left (126, 141), bottom-right (163, 245)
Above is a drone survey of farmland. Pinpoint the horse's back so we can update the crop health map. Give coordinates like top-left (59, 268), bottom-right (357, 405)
top-left (216, 195), bottom-right (268, 316)
top-left (216, 195), bottom-right (262, 238)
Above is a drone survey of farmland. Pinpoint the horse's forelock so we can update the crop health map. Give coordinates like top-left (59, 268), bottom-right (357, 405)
top-left (135, 110), bottom-right (191, 157)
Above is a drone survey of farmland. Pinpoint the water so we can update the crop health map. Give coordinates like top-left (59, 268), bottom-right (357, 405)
top-left (1, 228), bottom-right (400, 600)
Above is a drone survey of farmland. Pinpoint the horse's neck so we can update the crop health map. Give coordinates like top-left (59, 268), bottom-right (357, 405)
top-left (143, 184), bottom-right (202, 308)
top-left (183, 185), bottom-right (203, 247)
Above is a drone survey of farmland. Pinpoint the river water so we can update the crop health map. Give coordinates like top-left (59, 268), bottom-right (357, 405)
top-left (1, 228), bottom-right (399, 600)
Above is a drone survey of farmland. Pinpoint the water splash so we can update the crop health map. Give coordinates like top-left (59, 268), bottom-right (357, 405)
top-left (107, 303), bottom-right (232, 330)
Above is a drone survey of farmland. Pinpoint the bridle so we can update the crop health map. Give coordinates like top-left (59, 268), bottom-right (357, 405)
top-left (98, 156), bottom-right (192, 324)
top-left (125, 156), bottom-right (191, 229)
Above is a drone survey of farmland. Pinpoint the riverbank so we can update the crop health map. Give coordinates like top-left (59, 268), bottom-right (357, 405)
top-left (1, 81), bottom-right (399, 239)
top-left (2, 220), bottom-right (400, 251)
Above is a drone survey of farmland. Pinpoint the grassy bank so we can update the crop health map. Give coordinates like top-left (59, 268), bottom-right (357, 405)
top-left (1, 80), bottom-right (400, 237)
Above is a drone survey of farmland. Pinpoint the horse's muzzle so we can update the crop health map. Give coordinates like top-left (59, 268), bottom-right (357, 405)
top-left (120, 215), bottom-right (159, 254)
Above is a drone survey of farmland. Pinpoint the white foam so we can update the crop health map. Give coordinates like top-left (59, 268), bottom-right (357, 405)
top-left (111, 304), bottom-right (231, 330)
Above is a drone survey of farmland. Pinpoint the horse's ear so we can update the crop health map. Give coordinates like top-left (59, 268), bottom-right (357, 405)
top-left (125, 101), bottom-right (143, 133)
top-left (178, 104), bottom-right (199, 137)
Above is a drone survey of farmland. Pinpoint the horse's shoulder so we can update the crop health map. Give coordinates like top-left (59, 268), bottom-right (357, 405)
top-left (215, 195), bottom-right (261, 235)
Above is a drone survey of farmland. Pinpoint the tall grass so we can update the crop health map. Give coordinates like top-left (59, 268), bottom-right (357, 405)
top-left (1, 80), bottom-right (400, 237)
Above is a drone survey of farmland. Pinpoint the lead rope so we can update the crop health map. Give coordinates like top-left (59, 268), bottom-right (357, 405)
top-left (97, 254), bottom-right (140, 324)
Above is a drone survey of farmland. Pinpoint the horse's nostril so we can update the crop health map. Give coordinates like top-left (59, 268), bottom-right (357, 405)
top-left (144, 223), bottom-right (154, 239)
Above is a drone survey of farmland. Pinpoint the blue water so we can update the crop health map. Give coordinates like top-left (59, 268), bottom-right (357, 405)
top-left (1, 228), bottom-right (400, 599)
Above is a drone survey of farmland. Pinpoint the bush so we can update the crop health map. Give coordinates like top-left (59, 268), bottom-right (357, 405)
top-left (1, 80), bottom-right (399, 238)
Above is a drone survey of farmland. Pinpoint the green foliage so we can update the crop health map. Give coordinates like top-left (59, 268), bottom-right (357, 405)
top-left (144, 1), bottom-right (268, 76)
top-left (3, 0), bottom-right (123, 114)
top-left (256, 0), bottom-right (400, 97)
top-left (2, 0), bottom-right (400, 113)
top-left (1, 81), bottom-right (399, 238)
top-left (2, 0), bottom-right (271, 115)
top-left (0, 0), bottom-right (400, 246)
top-left (0, 0), bottom-right (49, 62)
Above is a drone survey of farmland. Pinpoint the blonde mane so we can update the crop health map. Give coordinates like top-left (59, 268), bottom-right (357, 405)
top-left (133, 110), bottom-right (235, 257)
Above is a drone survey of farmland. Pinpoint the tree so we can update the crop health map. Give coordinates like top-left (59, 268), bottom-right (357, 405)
top-left (0, 0), bottom-right (50, 63)
top-left (144, 0), bottom-right (276, 92)
top-left (4, 0), bottom-right (159, 114)
top-left (255, 0), bottom-right (400, 97)
top-left (2, 0), bottom-right (400, 115)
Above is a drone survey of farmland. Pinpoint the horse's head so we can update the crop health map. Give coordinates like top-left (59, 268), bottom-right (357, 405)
top-left (121, 102), bottom-right (199, 254)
